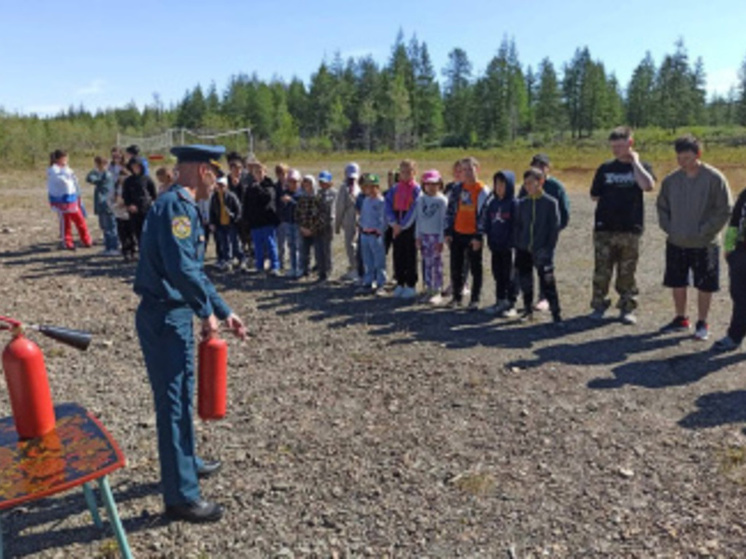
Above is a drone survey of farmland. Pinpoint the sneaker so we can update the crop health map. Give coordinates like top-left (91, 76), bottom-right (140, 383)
top-left (486, 300), bottom-right (508, 315)
top-left (589, 308), bottom-right (606, 321)
top-left (392, 285), bottom-right (405, 298)
top-left (461, 286), bottom-right (471, 297)
top-left (713, 335), bottom-right (740, 352)
top-left (660, 316), bottom-right (690, 333)
top-left (534, 299), bottom-right (550, 312)
top-left (429, 293), bottom-right (444, 305)
top-left (375, 287), bottom-right (388, 297)
top-left (400, 287), bottom-right (417, 299)
top-left (341, 270), bottom-right (358, 282)
top-left (467, 301), bottom-right (479, 312)
top-left (483, 304), bottom-right (500, 316)
top-left (447, 298), bottom-right (462, 309)
top-left (238, 260), bottom-right (249, 272)
top-left (693, 320), bottom-right (709, 341)
top-left (500, 307), bottom-right (518, 318)
top-left (418, 291), bottom-right (433, 304)
top-left (620, 311), bottom-right (637, 325)
top-left (519, 310), bottom-right (534, 322)
top-left (268, 269), bottom-right (281, 277)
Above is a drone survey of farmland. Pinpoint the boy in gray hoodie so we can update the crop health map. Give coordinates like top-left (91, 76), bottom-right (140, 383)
top-left (657, 134), bottom-right (732, 340)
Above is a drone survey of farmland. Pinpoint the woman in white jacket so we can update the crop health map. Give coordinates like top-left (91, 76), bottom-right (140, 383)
top-left (47, 149), bottom-right (92, 250)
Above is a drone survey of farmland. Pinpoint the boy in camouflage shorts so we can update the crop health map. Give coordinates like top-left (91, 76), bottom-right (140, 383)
top-left (590, 127), bottom-right (655, 324)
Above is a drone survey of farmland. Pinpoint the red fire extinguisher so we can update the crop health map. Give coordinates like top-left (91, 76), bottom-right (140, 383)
top-left (1, 322), bottom-right (55, 439)
top-left (198, 336), bottom-right (228, 421)
top-left (0, 316), bottom-right (92, 440)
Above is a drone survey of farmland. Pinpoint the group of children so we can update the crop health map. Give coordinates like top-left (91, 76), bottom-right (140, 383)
top-left (196, 154), bottom-right (566, 324)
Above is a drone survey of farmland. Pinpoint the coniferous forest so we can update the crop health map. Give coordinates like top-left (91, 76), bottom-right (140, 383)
top-left (2, 33), bottom-right (746, 167)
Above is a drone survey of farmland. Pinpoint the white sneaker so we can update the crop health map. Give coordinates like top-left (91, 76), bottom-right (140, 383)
top-left (500, 307), bottom-right (518, 318)
top-left (694, 320), bottom-right (710, 341)
top-left (429, 293), bottom-right (444, 305)
top-left (392, 285), bottom-right (404, 298)
top-left (620, 311), bottom-right (637, 325)
top-left (534, 299), bottom-right (550, 312)
top-left (461, 286), bottom-right (471, 297)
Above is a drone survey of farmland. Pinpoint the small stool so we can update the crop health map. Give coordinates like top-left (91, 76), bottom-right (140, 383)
top-left (0, 403), bottom-right (132, 558)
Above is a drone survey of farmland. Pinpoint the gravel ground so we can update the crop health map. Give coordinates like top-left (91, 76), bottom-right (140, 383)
top-left (2, 177), bottom-right (746, 558)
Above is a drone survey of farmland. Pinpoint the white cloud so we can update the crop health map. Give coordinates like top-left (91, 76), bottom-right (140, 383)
top-left (707, 67), bottom-right (739, 97)
top-left (76, 79), bottom-right (105, 96)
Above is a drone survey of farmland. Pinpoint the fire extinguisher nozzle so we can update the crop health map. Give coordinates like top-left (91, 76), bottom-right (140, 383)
top-left (36, 325), bottom-right (92, 351)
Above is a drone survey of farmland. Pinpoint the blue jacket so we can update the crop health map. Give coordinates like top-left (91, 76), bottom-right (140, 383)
top-left (134, 185), bottom-right (232, 320)
top-left (479, 170), bottom-right (517, 250)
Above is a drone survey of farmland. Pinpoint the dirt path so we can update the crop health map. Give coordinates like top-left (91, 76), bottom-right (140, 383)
top-left (1, 183), bottom-right (746, 558)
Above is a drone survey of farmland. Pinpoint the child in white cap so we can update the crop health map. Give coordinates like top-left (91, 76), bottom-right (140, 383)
top-left (335, 162), bottom-right (361, 281)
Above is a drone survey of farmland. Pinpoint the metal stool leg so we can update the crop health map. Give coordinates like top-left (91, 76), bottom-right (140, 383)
top-left (97, 476), bottom-right (133, 559)
top-left (82, 483), bottom-right (103, 528)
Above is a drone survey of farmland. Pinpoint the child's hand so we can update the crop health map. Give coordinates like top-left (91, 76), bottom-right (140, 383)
top-left (470, 239), bottom-right (482, 251)
top-left (415, 239), bottom-right (422, 250)
top-left (300, 227), bottom-right (311, 237)
top-left (209, 225), bottom-right (215, 232)
top-left (127, 205), bottom-right (138, 214)
top-left (436, 242), bottom-right (444, 253)
top-left (444, 236), bottom-right (452, 247)
top-left (392, 224), bottom-right (402, 238)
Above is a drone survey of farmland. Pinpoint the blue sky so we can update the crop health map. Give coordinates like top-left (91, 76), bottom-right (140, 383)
top-left (1, 0), bottom-right (744, 116)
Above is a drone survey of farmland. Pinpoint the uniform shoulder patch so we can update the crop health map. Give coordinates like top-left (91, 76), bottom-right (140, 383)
top-left (172, 215), bottom-right (192, 239)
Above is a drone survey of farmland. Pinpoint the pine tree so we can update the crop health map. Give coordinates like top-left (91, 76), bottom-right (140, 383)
top-left (286, 77), bottom-right (309, 136)
top-left (654, 39), bottom-right (695, 132)
top-left (534, 58), bottom-right (564, 136)
top-left (626, 52), bottom-right (656, 128)
top-left (442, 48), bottom-right (474, 146)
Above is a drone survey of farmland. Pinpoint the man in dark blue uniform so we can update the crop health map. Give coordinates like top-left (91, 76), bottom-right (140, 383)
top-left (134, 144), bottom-right (246, 523)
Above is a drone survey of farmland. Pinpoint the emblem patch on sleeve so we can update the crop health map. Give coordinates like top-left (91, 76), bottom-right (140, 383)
top-left (172, 216), bottom-right (192, 239)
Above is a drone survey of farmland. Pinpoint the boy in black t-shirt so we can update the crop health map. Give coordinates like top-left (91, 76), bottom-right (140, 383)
top-left (590, 126), bottom-right (655, 324)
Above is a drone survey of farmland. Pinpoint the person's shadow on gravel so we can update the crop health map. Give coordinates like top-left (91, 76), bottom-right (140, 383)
top-left (2, 246), bottom-right (137, 282)
top-left (678, 387), bottom-right (746, 431)
top-left (588, 349), bottom-right (746, 390)
top-left (508, 329), bottom-right (680, 371)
